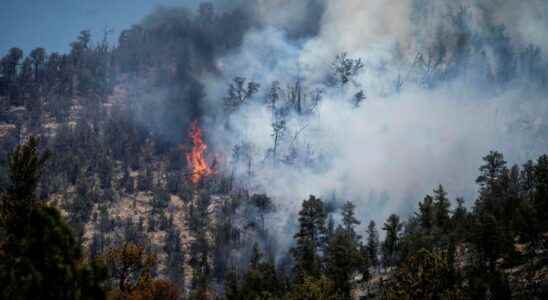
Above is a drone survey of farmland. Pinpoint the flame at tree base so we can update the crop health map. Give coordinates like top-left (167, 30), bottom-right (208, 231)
top-left (186, 121), bottom-right (213, 184)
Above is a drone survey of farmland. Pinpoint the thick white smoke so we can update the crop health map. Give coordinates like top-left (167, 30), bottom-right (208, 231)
top-left (200, 0), bottom-right (548, 244)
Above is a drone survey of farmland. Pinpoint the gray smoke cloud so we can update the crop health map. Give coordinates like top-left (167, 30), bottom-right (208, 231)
top-left (492, 0), bottom-right (548, 56)
top-left (196, 0), bottom-right (548, 246)
top-left (113, 0), bottom-right (547, 252)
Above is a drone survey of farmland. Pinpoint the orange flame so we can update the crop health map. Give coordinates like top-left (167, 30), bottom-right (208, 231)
top-left (186, 121), bottom-right (213, 184)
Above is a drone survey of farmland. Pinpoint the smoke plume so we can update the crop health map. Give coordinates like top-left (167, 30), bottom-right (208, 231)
top-left (122, 0), bottom-right (548, 248)
top-left (195, 0), bottom-right (548, 244)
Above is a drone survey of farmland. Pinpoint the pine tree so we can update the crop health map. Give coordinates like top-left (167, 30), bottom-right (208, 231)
top-left (165, 225), bottom-right (185, 286)
top-left (533, 155), bottom-right (548, 229)
top-left (1, 137), bottom-right (48, 228)
top-left (417, 195), bottom-right (435, 233)
top-left (476, 151), bottom-right (508, 217)
top-left (213, 196), bottom-right (241, 282)
top-left (288, 275), bottom-right (336, 300)
top-left (228, 243), bottom-right (282, 300)
top-left (382, 214), bottom-right (403, 268)
top-left (452, 197), bottom-right (468, 241)
top-left (291, 195), bottom-right (328, 280)
top-left (383, 248), bottom-right (463, 299)
top-left (472, 152), bottom-right (515, 270)
top-left (341, 201), bottom-right (360, 242)
top-left (433, 185), bottom-right (450, 232)
top-left (326, 226), bottom-right (369, 299)
top-left (0, 137), bottom-right (106, 299)
top-left (366, 220), bottom-right (380, 269)
top-left (188, 192), bottom-right (212, 293)
top-left (505, 165), bottom-right (522, 229)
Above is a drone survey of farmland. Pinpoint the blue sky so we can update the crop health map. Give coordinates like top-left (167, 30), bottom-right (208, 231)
top-left (0, 0), bottom-right (202, 55)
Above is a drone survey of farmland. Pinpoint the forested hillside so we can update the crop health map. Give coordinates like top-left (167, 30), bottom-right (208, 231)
top-left (1, 1), bottom-right (548, 299)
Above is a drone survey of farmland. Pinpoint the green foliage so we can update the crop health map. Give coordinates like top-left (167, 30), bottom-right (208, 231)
top-left (475, 151), bottom-right (508, 217)
top-left (1, 205), bottom-right (107, 300)
top-left (0, 137), bottom-right (106, 300)
top-left (451, 197), bottom-right (469, 241)
top-left (326, 226), bottom-right (369, 299)
top-left (366, 220), bottom-right (380, 268)
top-left (341, 201), bottom-right (360, 241)
top-left (288, 275), bottom-right (337, 300)
top-left (229, 243), bottom-right (283, 300)
top-left (382, 214), bottom-right (403, 267)
top-left (433, 185), bottom-right (450, 232)
top-left (1, 5), bottom-right (548, 297)
top-left (1, 137), bottom-right (48, 228)
top-left (532, 155), bottom-right (548, 229)
top-left (213, 196), bottom-right (241, 282)
top-left (188, 191), bottom-right (212, 292)
top-left (291, 195), bottom-right (328, 281)
top-left (417, 194), bottom-right (435, 233)
top-left (382, 248), bottom-right (463, 300)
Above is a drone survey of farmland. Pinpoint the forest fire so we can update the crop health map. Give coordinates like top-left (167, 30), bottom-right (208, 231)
top-left (186, 121), bottom-right (213, 184)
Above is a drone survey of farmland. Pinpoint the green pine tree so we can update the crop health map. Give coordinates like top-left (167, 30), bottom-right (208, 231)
top-left (291, 195), bottom-right (328, 281)
top-left (0, 137), bottom-right (106, 299)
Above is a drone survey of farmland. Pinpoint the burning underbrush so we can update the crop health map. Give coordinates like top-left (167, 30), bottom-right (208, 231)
top-left (186, 121), bottom-right (214, 185)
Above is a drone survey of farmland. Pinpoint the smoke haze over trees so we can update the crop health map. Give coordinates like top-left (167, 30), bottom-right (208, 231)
top-left (1, 0), bottom-right (548, 299)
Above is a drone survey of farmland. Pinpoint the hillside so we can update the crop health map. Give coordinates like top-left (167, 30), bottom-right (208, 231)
top-left (1, 1), bottom-right (548, 299)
